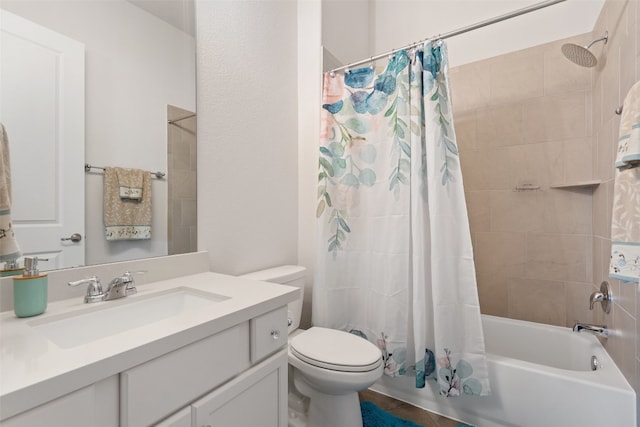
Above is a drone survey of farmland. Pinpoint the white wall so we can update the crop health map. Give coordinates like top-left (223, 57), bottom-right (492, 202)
top-left (318, 0), bottom-right (605, 70)
top-left (298, 0), bottom-right (323, 329)
top-left (321, 0), bottom-right (372, 64)
top-left (2, 0), bottom-right (196, 265)
top-left (195, 0), bottom-right (299, 275)
top-left (371, 0), bottom-right (605, 68)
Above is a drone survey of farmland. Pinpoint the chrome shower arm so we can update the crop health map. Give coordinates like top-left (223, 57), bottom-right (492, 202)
top-left (586, 31), bottom-right (608, 49)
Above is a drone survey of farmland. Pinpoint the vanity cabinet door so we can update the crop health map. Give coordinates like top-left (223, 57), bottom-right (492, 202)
top-left (192, 349), bottom-right (287, 427)
top-left (121, 323), bottom-right (250, 427)
top-left (2, 376), bottom-right (118, 427)
top-left (155, 406), bottom-right (191, 427)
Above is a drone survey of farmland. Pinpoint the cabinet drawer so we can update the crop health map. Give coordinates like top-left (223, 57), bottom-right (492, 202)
top-left (251, 306), bottom-right (288, 362)
top-left (121, 323), bottom-right (250, 427)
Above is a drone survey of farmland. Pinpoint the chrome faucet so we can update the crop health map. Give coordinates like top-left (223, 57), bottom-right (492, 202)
top-left (104, 275), bottom-right (128, 301)
top-left (104, 271), bottom-right (145, 300)
top-left (68, 271), bottom-right (145, 303)
top-left (572, 322), bottom-right (609, 338)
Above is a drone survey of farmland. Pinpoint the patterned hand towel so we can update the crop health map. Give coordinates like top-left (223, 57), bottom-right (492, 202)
top-left (615, 80), bottom-right (640, 169)
top-left (610, 80), bottom-right (640, 283)
top-left (0, 123), bottom-right (21, 261)
top-left (104, 167), bottom-right (152, 240)
top-left (115, 167), bottom-right (144, 200)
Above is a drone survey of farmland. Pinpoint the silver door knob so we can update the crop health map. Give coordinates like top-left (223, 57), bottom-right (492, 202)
top-left (61, 233), bottom-right (82, 242)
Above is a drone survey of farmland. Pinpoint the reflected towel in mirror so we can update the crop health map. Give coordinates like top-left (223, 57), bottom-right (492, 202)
top-left (115, 167), bottom-right (144, 200)
top-left (0, 123), bottom-right (22, 261)
top-left (104, 167), bottom-right (151, 240)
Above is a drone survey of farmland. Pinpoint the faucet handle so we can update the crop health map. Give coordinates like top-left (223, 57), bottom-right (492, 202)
top-left (68, 276), bottom-right (104, 303)
top-left (589, 281), bottom-right (612, 314)
top-left (122, 270), bottom-right (146, 295)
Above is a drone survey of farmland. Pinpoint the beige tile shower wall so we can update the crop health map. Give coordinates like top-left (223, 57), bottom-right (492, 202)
top-left (454, 0), bottom-right (639, 408)
top-left (168, 108), bottom-right (197, 256)
top-left (450, 34), bottom-right (595, 328)
top-left (590, 0), bottom-right (639, 412)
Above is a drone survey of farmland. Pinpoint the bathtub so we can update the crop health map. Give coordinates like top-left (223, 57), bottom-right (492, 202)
top-left (370, 315), bottom-right (636, 427)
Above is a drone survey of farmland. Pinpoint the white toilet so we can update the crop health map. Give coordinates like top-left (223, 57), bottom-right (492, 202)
top-left (240, 265), bottom-right (383, 427)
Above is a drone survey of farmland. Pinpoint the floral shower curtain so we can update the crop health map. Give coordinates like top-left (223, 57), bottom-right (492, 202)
top-left (313, 41), bottom-right (490, 397)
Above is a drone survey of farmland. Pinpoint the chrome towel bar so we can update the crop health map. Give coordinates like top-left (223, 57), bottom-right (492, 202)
top-left (85, 163), bottom-right (166, 179)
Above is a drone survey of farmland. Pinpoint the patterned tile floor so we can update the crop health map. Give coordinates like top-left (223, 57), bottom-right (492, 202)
top-left (359, 389), bottom-right (462, 427)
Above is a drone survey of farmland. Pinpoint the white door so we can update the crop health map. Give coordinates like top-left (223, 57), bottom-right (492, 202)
top-left (0, 10), bottom-right (85, 270)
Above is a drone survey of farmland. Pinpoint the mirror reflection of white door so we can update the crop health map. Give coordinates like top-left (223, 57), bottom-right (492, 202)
top-left (0, 10), bottom-right (85, 270)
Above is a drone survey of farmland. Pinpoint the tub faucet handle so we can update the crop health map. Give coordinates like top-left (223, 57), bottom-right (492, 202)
top-left (589, 291), bottom-right (604, 309)
top-left (589, 281), bottom-right (612, 313)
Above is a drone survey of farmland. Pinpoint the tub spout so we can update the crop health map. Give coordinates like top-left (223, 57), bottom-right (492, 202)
top-left (572, 322), bottom-right (609, 338)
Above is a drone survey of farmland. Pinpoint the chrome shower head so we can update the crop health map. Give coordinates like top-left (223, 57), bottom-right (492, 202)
top-left (561, 31), bottom-right (608, 67)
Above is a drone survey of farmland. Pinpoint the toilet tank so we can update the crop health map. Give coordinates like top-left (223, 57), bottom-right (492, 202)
top-left (239, 265), bottom-right (306, 333)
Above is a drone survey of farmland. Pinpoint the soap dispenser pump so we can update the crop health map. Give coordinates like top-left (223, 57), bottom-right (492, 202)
top-left (13, 256), bottom-right (48, 318)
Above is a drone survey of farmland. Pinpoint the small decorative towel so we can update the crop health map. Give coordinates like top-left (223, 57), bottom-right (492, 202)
top-left (115, 167), bottom-right (144, 200)
top-left (0, 123), bottom-right (21, 261)
top-left (610, 80), bottom-right (640, 283)
top-left (104, 167), bottom-right (152, 240)
top-left (615, 81), bottom-right (640, 169)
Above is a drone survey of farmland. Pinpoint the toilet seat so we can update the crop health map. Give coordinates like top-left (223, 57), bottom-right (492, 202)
top-left (290, 327), bottom-right (382, 372)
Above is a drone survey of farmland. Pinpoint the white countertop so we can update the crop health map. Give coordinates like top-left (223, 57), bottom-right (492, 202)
top-left (0, 272), bottom-right (299, 420)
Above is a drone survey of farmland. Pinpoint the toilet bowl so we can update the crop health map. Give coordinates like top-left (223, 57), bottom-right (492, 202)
top-left (239, 266), bottom-right (384, 427)
top-left (288, 327), bottom-right (383, 427)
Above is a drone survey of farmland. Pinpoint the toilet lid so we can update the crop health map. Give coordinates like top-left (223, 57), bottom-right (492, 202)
top-left (290, 327), bottom-right (382, 372)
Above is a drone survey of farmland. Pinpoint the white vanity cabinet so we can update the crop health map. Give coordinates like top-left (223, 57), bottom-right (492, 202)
top-left (0, 271), bottom-right (298, 427)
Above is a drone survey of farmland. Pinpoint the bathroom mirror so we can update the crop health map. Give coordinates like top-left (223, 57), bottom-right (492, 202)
top-left (0, 0), bottom-right (196, 271)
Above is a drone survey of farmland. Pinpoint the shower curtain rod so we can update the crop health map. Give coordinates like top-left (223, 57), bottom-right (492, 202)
top-left (329, 0), bottom-right (567, 74)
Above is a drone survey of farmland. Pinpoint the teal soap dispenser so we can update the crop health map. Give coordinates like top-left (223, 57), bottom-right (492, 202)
top-left (13, 256), bottom-right (48, 318)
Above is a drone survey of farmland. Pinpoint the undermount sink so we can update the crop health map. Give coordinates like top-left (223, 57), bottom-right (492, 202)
top-left (29, 287), bottom-right (229, 349)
